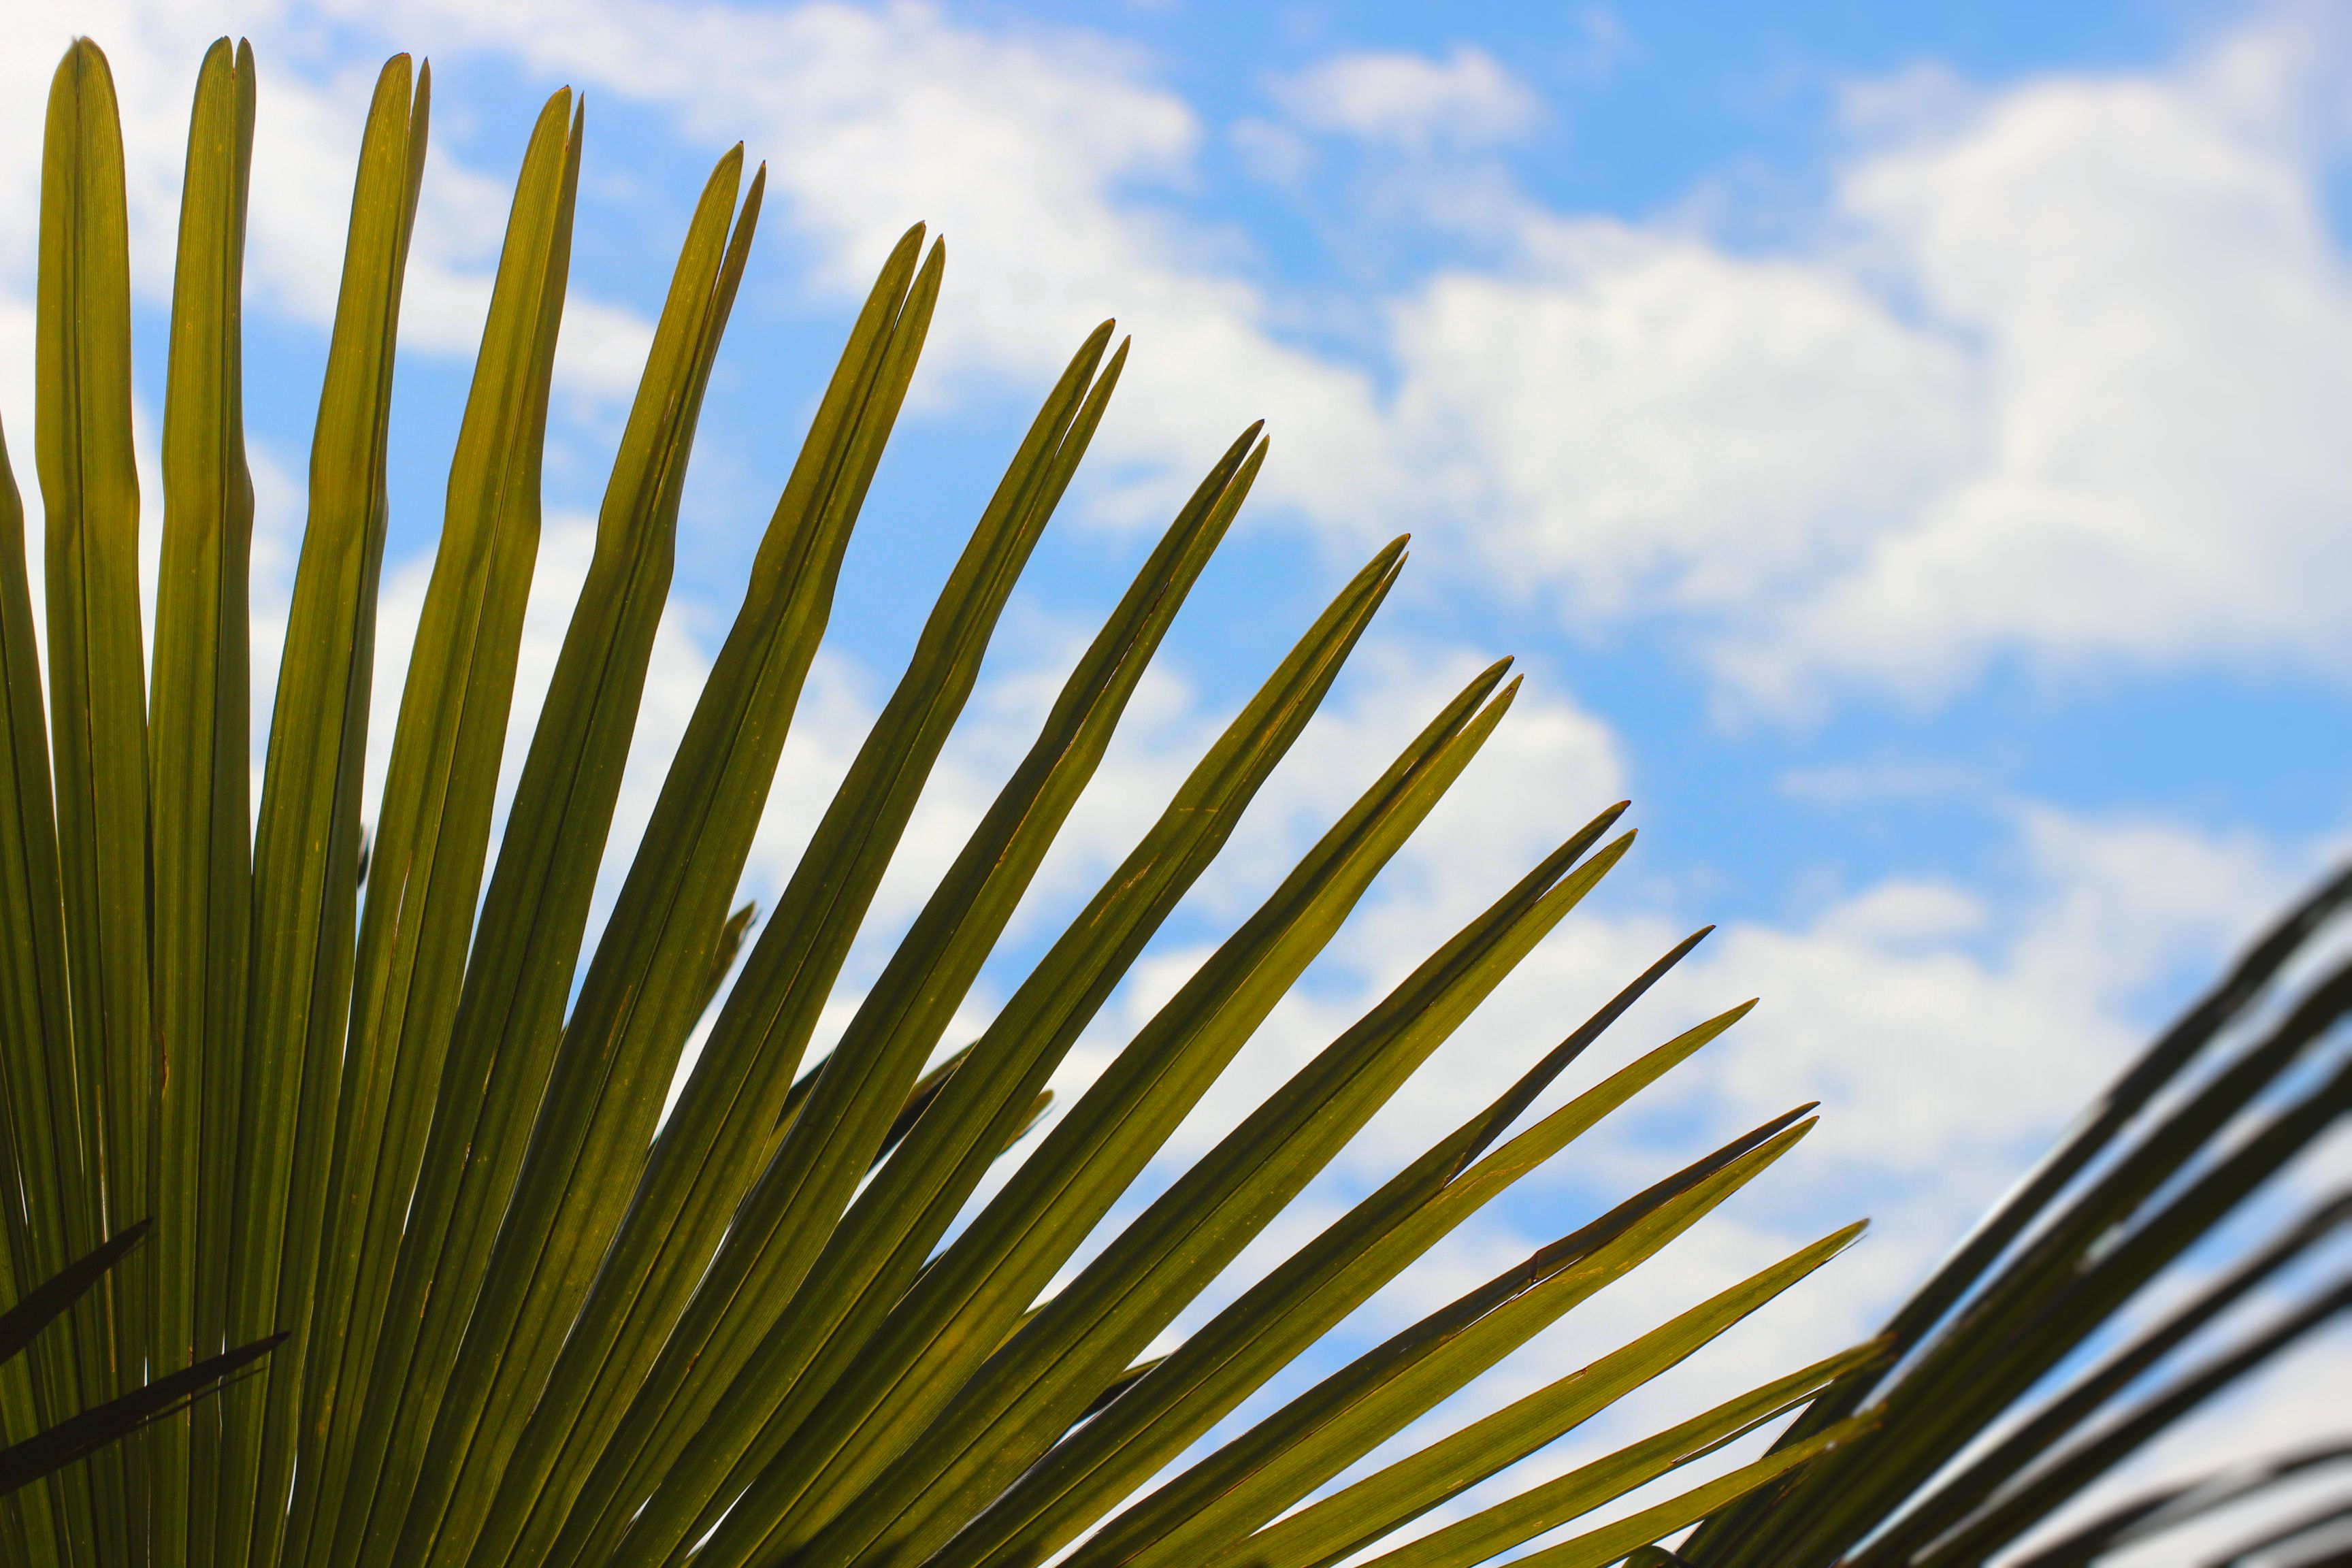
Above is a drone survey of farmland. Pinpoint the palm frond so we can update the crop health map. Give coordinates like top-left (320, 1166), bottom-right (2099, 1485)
top-left (1681, 870), bottom-right (2352, 1568)
top-left (0, 33), bottom-right (2339, 1568)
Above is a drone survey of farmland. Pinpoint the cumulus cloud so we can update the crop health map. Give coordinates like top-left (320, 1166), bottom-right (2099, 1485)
top-left (1158, 793), bottom-right (2302, 1259)
top-left (1371, 12), bottom-right (2352, 709)
top-left (1733, 25), bottom-right (2352, 704)
top-left (244, 0), bottom-right (1411, 538)
top-left (1388, 221), bottom-right (1981, 620)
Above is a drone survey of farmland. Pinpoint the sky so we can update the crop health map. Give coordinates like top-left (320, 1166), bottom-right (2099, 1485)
top-left (1, 0), bottom-right (2348, 1562)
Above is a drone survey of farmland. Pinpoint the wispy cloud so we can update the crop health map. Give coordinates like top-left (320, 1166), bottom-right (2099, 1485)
top-left (1272, 44), bottom-right (1544, 152)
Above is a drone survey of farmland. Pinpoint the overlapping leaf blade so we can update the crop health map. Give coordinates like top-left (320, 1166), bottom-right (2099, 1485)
top-left (282, 85), bottom-right (581, 1568)
top-left (1907, 1278), bottom-right (2351, 1568)
top-left (0, 259), bottom-right (88, 1568)
top-left (2007, 1442), bottom-right (2352, 1568)
top-left (228, 54), bottom-right (427, 1568)
top-left (1685, 864), bottom-right (2352, 1568)
top-left (329, 135), bottom-right (759, 1568)
top-left (485, 369), bottom-right (1253, 1568)
top-left (393, 185), bottom-right (941, 1568)
top-left (723, 656), bottom-right (1517, 1568)
top-left (531, 304), bottom-right (1138, 1568)
top-left (1472, 1414), bottom-right (1878, 1568)
top-left (0, 1231), bottom-right (282, 1509)
top-left (1067, 1122), bottom-right (1835, 1568)
top-left (1214, 1228), bottom-right (1872, 1568)
top-left (444, 219), bottom-right (954, 1568)
top-left (1845, 1195), bottom-right (2351, 1568)
top-left (716, 809), bottom-right (1637, 1568)
top-left (934, 968), bottom-right (1750, 1568)
top-left (1358, 1347), bottom-right (1881, 1568)
top-left (576, 515), bottom-right (1405, 1568)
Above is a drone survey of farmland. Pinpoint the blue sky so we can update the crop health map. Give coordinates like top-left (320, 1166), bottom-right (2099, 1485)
top-left (2, 0), bottom-right (2347, 1559)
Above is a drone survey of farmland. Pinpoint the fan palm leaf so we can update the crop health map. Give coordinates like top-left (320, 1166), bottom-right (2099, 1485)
top-left (0, 33), bottom-right (1865, 1568)
top-left (1680, 872), bottom-right (2352, 1568)
top-left (0, 32), bottom-right (2341, 1568)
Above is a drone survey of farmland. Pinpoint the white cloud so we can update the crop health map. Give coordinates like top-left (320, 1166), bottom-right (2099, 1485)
top-left (1327, 802), bottom-right (2299, 1246)
top-left (1273, 44), bottom-right (1543, 151)
top-left (1372, 12), bottom-right (2352, 709)
top-left (1735, 28), bottom-right (2352, 704)
top-left (1388, 221), bottom-right (1980, 620)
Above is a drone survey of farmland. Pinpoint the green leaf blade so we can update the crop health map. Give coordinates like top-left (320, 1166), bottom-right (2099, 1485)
top-left (150, 39), bottom-right (257, 1568)
top-left (35, 37), bottom-right (150, 1566)
top-left (929, 972), bottom-right (1743, 1568)
top-left (1072, 1120), bottom-right (1833, 1568)
top-left (1388, 1414), bottom-right (1878, 1568)
top-left (226, 51), bottom-right (427, 1568)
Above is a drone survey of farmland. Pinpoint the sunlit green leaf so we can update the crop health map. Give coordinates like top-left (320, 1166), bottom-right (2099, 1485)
top-left (0, 37), bottom-right (2333, 1568)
